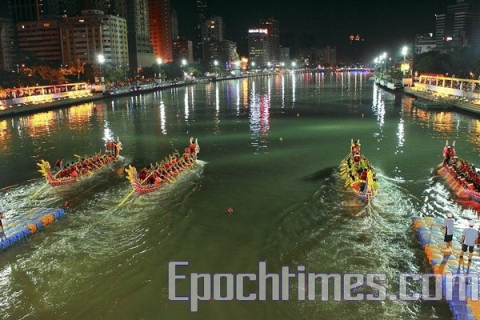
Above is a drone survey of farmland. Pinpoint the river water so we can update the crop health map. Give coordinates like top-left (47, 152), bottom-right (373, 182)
top-left (0, 72), bottom-right (479, 319)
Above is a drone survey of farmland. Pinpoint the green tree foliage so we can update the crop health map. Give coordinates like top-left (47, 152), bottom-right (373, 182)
top-left (162, 62), bottom-right (183, 80)
top-left (30, 65), bottom-right (67, 85)
top-left (414, 47), bottom-right (480, 78)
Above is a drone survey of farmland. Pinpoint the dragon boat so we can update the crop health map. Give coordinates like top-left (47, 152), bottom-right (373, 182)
top-left (37, 138), bottom-right (123, 187)
top-left (124, 138), bottom-right (200, 195)
top-left (338, 139), bottom-right (378, 202)
top-left (435, 140), bottom-right (480, 202)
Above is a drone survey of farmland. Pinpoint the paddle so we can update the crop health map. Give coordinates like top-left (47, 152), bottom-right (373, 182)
top-left (118, 168), bottom-right (157, 207)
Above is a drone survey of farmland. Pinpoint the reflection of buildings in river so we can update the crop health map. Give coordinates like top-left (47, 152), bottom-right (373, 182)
top-left (66, 103), bottom-right (99, 131)
top-left (396, 118), bottom-right (405, 151)
top-left (0, 120), bottom-right (12, 152)
top-left (249, 91), bottom-right (270, 152)
top-left (184, 88), bottom-right (190, 121)
top-left (371, 85), bottom-right (385, 128)
top-left (291, 73), bottom-right (296, 105)
top-left (160, 101), bottom-right (167, 134)
top-left (241, 79), bottom-right (249, 108)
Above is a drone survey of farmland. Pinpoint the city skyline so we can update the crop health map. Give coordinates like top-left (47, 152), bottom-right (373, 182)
top-left (175, 0), bottom-right (452, 60)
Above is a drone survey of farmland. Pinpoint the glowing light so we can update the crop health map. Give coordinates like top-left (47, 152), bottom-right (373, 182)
top-left (97, 54), bottom-right (105, 64)
top-left (248, 28), bottom-right (268, 34)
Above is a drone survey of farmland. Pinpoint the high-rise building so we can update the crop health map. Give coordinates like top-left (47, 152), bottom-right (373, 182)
top-left (347, 33), bottom-right (364, 65)
top-left (415, 33), bottom-right (436, 54)
top-left (195, 0), bottom-right (208, 61)
top-left (149, 0), bottom-right (172, 62)
top-left (171, 9), bottom-right (178, 40)
top-left (248, 28), bottom-right (270, 67)
top-left (0, 18), bottom-right (17, 71)
top-left (435, 14), bottom-right (446, 48)
top-left (202, 16), bottom-right (223, 42)
top-left (322, 46), bottom-right (336, 67)
top-left (447, 0), bottom-right (480, 47)
top-left (82, 0), bottom-right (116, 15)
top-left (11, 0), bottom-right (40, 23)
top-left (435, 0), bottom-right (480, 49)
top-left (17, 19), bottom-right (62, 65)
top-left (172, 37), bottom-right (193, 62)
top-left (279, 46), bottom-right (289, 63)
top-left (60, 10), bottom-right (128, 67)
top-left (115, 0), bottom-right (155, 74)
top-left (258, 17), bottom-right (279, 63)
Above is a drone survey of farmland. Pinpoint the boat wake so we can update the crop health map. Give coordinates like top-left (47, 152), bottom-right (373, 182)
top-left (263, 170), bottom-right (429, 319)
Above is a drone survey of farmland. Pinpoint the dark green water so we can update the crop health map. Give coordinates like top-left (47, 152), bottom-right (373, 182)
top-left (0, 72), bottom-right (479, 319)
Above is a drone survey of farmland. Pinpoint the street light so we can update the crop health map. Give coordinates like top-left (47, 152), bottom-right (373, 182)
top-left (401, 46), bottom-right (408, 62)
top-left (181, 59), bottom-right (187, 67)
top-left (214, 60), bottom-right (219, 66)
top-left (156, 57), bottom-right (163, 80)
top-left (97, 54), bottom-right (105, 92)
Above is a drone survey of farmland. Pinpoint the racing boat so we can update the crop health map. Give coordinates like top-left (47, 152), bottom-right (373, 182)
top-left (124, 138), bottom-right (200, 195)
top-left (37, 138), bottom-right (123, 187)
top-left (435, 140), bottom-right (480, 202)
top-left (338, 139), bottom-right (378, 202)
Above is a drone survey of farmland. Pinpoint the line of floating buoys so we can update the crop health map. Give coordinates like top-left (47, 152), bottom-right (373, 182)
top-left (412, 216), bottom-right (480, 320)
top-left (0, 207), bottom-right (65, 252)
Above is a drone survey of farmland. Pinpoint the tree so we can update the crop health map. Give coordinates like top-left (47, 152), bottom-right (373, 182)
top-left (70, 59), bottom-right (86, 80)
top-left (162, 62), bottom-right (183, 80)
top-left (30, 65), bottom-right (67, 85)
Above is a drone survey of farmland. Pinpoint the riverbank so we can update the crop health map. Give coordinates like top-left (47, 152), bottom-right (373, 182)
top-left (0, 74), bottom-right (259, 119)
top-left (405, 87), bottom-right (480, 117)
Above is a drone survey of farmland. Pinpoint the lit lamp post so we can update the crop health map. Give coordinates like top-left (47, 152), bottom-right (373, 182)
top-left (181, 59), bottom-right (188, 80)
top-left (251, 61), bottom-right (255, 71)
top-left (156, 57), bottom-right (163, 81)
top-left (97, 54), bottom-right (105, 93)
top-left (401, 46), bottom-right (409, 78)
top-left (382, 52), bottom-right (387, 76)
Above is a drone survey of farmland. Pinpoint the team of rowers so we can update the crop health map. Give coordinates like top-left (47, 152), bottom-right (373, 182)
top-left (137, 142), bottom-right (199, 185)
top-left (346, 140), bottom-right (378, 192)
top-left (55, 153), bottom-right (118, 179)
top-left (443, 144), bottom-right (480, 191)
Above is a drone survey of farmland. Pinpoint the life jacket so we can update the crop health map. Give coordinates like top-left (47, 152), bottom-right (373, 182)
top-left (361, 171), bottom-right (367, 180)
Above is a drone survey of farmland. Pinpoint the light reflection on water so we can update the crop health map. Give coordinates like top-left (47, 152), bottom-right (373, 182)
top-left (2, 72), bottom-right (480, 319)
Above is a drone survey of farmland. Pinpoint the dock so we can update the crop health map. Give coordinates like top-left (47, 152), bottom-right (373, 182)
top-left (412, 216), bottom-right (480, 320)
top-left (412, 99), bottom-right (450, 110)
top-left (0, 207), bottom-right (66, 252)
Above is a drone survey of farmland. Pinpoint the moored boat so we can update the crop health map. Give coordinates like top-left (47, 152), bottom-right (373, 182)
top-left (435, 140), bottom-right (480, 202)
top-left (125, 138), bottom-right (200, 196)
top-left (37, 138), bottom-right (123, 187)
top-left (338, 140), bottom-right (378, 202)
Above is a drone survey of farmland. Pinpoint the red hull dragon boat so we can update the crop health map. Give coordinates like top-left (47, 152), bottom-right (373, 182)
top-left (338, 139), bottom-right (378, 202)
top-left (435, 140), bottom-right (480, 202)
top-left (125, 138), bottom-right (200, 195)
top-left (37, 138), bottom-right (123, 187)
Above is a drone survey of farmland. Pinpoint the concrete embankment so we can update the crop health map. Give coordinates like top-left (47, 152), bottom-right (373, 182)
top-left (0, 74), bottom-right (258, 119)
top-left (405, 87), bottom-right (480, 117)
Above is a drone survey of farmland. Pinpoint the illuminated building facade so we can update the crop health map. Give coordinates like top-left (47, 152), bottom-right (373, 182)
top-left (60, 10), bottom-right (128, 67)
top-left (172, 37), bottom-right (193, 62)
top-left (149, 0), bottom-right (172, 62)
top-left (415, 33), bottom-right (436, 54)
top-left (258, 17), bottom-right (279, 63)
top-left (115, 0), bottom-right (155, 74)
top-left (248, 28), bottom-right (270, 67)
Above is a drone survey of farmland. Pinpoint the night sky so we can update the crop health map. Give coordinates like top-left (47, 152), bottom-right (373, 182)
top-left (173, 0), bottom-right (453, 62)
